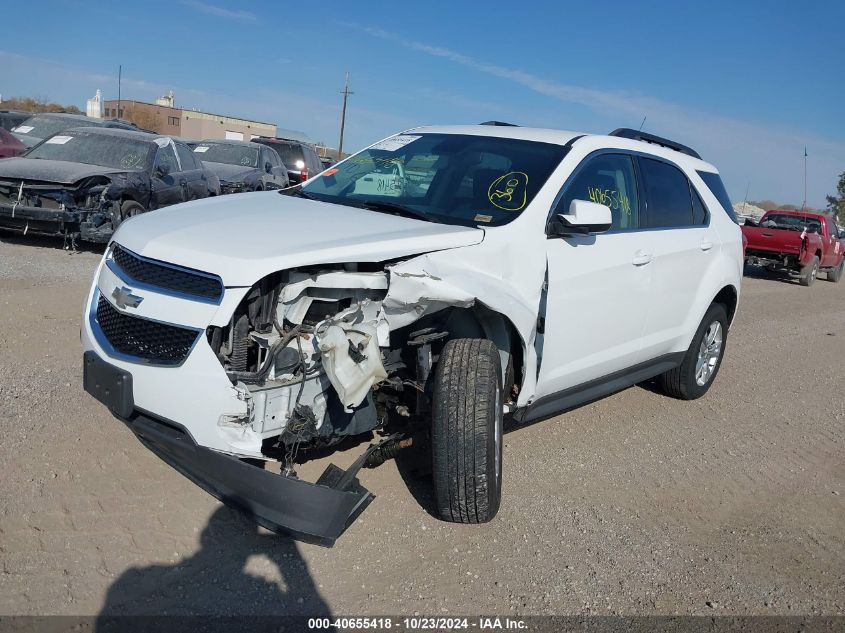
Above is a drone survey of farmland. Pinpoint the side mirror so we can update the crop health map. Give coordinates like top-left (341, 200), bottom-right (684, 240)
top-left (265, 162), bottom-right (273, 174)
top-left (549, 199), bottom-right (612, 236)
top-left (155, 162), bottom-right (170, 178)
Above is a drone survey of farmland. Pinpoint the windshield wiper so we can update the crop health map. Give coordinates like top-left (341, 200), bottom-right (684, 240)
top-left (359, 200), bottom-right (434, 223)
top-left (283, 186), bottom-right (316, 200)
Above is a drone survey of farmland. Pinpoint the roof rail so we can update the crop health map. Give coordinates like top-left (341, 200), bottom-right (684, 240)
top-left (609, 128), bottom-right (701, 159)
top-left (479, 120), bottom-right (519, 127)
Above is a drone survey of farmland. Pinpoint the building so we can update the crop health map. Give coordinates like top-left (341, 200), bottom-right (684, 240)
top-left (180, 109), bottom-right (275, 141)
top-left (86, 89), bottom-right (104, 119)
top-left (103, 98), bottom-right (183, 136)
top-left (103, 92), bottom-right (276, 141)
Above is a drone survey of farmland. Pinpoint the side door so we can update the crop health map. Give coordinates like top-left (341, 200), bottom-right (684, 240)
top-left (258, 147), bottom-right (278, 188)
top-left (175, 142), bottom-right (207, 200)
top-left (636, 156), bottom-right (713, 360)
top-left (535, 152), bottom-right (654, 398)
top-left (265, 147), bottom-right (288, 187)
top-left (151, 143), bottom-right (184, 208)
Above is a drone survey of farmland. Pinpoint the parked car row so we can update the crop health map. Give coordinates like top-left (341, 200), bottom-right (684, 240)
top-left (0, 110), bottom-right (333, 245)
top-left (0, 127), bottom-right (219, 244)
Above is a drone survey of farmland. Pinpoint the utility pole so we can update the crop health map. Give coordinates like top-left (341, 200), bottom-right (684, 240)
top-left (338, 72), bottom-right (353, 160)
top-left (117, 65), bottom-right (122, 120)
top-left (802, 147), bottom-right (807, 210)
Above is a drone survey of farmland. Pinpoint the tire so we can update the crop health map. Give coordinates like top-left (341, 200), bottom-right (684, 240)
top-left (120, 200), bottom-right (145, 220)
top-left (659, 303), bottom-right (728, 400)
top-left (431, 338), bottom-right (503, 524)
top-left (827, 259), bottom-right (844, 283)
top-left (799, 256), bottom-right (819, 286)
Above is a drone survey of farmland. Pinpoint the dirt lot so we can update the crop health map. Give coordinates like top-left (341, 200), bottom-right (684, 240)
top-left (0, 235), bottom-right (843, 617)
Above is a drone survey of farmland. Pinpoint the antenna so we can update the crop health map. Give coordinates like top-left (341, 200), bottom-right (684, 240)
top-left (117, 65), bottom-right (122, 119)
top-left (638, 116), bottom-right (646, 131)
top-left (337, 72), bottom-right (353, 160)
top-left (802, 147), bottom-right (807, 211)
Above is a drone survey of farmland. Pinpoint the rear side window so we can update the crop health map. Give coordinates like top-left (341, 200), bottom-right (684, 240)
top-left (638, 158), bottom-right (693, 228)
top-left (558, 153), bottom-right (640, 230)
top-left (697, 170), bottom-right (738, 224)
top-left (691, 187), bottom-right (708, 225)
top-left (175, 143), bottom-right (198, 170)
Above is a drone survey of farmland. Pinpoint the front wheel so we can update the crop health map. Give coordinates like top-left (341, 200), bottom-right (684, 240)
top-left (120, 200), bottom-right (145, 221)
top-left (431, 338), bottom-right (503, 524)
top-left (659, 303), bottom-right (729, 400)
top-left (800, 256), bottom-right (819, 286)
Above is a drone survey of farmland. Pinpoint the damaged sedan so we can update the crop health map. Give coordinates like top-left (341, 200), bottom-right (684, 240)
top-left (81, 124), bottom-right (742, 544)
top-left (191, 139), bottom-right (289, 193)
top-left (0, 128), bottom-right (213, 244)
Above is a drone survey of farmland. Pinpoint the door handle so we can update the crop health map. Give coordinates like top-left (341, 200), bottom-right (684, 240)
top-left (632, 252), bottom-right (653, 266)
top-left (700, 240), bottom-right (714, 251)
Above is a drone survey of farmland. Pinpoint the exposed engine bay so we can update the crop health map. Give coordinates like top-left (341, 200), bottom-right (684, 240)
top-left (205, 263), bottom-right (519, 472)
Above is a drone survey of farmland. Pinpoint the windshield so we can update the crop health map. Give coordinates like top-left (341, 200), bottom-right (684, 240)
top-left (761, 213), bottom-right (823, 233)
top-left (13, 115), bottom-right (90, 139)
top-left (193, 143), bottom-right (259, 167)
top-left (301, 133), bottom-right (569, 227)
top-left (26, 130), bottom-right (154, 170)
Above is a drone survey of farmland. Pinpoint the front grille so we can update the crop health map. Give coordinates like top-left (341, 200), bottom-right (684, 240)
top-left (111, 245), bottom-right (223, 301)
top-left (96, 296), bottom-right (199, 365)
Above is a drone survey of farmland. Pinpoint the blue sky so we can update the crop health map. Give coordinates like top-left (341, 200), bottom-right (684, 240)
top-left (1, 0), bottom-right (842, 207)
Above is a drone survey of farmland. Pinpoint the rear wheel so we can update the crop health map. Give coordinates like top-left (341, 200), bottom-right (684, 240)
top-left (799, 256), bottom-right (819, 286)
top-left (660, 303), bottom-right (728, 400)
top-left (431, 338), bottom-right (503, 524)
top-left (827, 259), bottom-right (844, 283)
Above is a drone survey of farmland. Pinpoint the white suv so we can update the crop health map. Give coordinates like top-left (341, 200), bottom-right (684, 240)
top-left (82, 124), bottom-right (743, 544)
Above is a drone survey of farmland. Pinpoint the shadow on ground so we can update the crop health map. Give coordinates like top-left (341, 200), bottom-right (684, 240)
top-left (96, 506), bottom-right (332, 622)
top-left (0, 230), bottom-right (105, 254)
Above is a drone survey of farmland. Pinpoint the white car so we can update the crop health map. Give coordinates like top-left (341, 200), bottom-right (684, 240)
top-left (82, 124), bottom-right (743, 544)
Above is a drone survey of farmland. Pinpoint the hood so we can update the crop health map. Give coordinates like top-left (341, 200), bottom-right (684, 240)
top-left (0, 158), bottom-right (128, 185)
top-left (203, 162), bottom-right (258, 182)
top-left (113, 192), bottom-right (485, 287)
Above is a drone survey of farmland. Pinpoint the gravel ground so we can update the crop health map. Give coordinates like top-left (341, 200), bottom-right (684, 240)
top-left (0, 234), bottom-right (842, 617)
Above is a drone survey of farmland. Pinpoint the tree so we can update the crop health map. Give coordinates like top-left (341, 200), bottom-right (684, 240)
top-left (752, 199), bottom-right (779, 210)
top-left (0, 95), bottom-right (81, 114)
top-left (120, 103), bottom-right (159, 132)
top-left (826, 171), bottom-right (845, 224)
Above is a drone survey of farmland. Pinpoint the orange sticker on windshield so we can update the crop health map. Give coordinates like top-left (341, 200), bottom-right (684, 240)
top-left (488, 172), bottom-right (528, 211)
top-left (323, 168), bottom-right (339, 177)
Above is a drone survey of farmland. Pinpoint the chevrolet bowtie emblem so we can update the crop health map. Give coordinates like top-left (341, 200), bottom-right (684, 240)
top-left (112, 286), bottom-right (144, 309)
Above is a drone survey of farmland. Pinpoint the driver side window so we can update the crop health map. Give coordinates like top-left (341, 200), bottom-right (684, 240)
top-left (559, 154), bottom-right (640, 230)
top-left (154, 145), bottom-right (180, 175)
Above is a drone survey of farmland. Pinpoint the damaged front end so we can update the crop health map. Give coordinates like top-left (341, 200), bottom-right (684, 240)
top-left (207, 266), bottom-right (410, 467)
top-left (85, 228), bottom-right (534, 545)
top-left (181, 251), bottom-right (522, 542)
top-left (0, 175), bottom-right (130, 245)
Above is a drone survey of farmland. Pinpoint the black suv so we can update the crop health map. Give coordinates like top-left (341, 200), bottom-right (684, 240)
top-left (251, 137), bottom-right (323, 184)
top-left (11, 113), bottom-right (142, 148)
top-left (0, 110), bottom-right (31, 132)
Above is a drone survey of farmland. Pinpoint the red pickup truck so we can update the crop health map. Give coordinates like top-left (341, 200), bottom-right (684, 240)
top-left (742, 210), bottom-right (845, 286)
